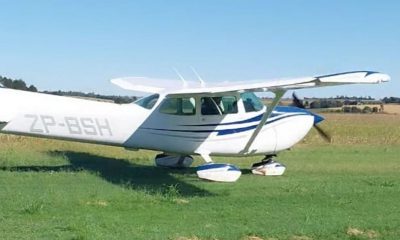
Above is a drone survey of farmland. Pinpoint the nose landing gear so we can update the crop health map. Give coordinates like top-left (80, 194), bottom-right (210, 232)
top-left (251, 154), bottom-right (286, 176)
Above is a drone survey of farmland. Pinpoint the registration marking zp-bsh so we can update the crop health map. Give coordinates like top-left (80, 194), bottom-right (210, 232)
top-left (24, 114), bottom-right (113, 136)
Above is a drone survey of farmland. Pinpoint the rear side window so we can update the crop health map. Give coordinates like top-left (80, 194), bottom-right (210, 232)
top-left (159, 97), bottom-right (196, 115)
top-left (201, 96), bottom-right (238, 115)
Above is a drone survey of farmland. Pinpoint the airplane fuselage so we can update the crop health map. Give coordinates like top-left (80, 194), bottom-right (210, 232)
top-left (0, 88), bottom-right (318, 156)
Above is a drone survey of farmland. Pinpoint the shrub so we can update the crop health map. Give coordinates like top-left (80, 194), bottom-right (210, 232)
top-left (362, 106), bottom-right (372, 113)
top-left (343, 106), bottom-right (352, 113)
top-left (351, 106), bottom-right (361, 113)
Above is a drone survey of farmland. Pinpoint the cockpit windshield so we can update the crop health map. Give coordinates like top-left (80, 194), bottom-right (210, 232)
top-left (240, 92), bottom-right (264, 112)
top-left (134, 94), bottom-right (160, 109)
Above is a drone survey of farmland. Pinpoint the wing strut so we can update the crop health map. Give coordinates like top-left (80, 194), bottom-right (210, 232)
top-left (241, 89), bottom-right (286, 154)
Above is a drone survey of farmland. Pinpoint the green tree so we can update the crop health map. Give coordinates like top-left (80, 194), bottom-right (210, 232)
top-left (362, 106), bottom-right (372, 113)
top-left (0, 75), bottom-right (38, 92)
top-left (28, 85), bottom-right (38, 92)
top-left (11, 79), bottom-right (27, 90)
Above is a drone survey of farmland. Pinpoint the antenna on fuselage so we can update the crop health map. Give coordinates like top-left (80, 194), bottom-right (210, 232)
top-left (190, 66), bottom-right (205, 87)
top-left (172, 67), bottom-right (188, 88)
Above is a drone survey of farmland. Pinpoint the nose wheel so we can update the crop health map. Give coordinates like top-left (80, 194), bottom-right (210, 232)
top-left (251, 154), bottom-right (286, 176)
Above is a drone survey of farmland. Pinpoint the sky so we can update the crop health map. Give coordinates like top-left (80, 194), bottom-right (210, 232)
top-left (0, 0), bottom-right (399, 98)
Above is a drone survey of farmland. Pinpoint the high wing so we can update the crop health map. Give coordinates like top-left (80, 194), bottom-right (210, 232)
top-left (111, 71), bottom-right (390, 95)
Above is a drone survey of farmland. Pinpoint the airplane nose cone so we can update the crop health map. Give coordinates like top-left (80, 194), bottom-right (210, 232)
top-left (312, 113), bottom-right (324, 125)
top-left (304, 109), bottom-right (324, 125)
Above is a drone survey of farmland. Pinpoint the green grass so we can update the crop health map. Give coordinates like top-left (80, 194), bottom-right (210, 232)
top-left (0, 114), bottom-right (399, 239)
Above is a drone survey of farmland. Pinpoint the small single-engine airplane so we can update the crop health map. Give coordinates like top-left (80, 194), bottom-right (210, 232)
top-left (0, 71), bottom-right (389, 182)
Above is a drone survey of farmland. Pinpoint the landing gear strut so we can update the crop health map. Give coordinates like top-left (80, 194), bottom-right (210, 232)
top-left (251, 154), bottom-right (286, 176)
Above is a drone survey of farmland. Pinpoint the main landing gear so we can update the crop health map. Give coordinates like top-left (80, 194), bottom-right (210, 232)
top-left (251, 154), bottom-right (286, 176)
top-left (154, 153), bottom-right (242, 182)
top-left (154, 153), bottom-right (194, 168)
top-left (154, 153), bottom-right (286, 182)
top-left (196, 153), bottom-right (242, 182)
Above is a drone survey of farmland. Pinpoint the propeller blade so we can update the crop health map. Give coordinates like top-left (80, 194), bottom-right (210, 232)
top-left (292, 92), bottom-right (332, 143)
top-left (313, 124), bottom-right (332, 143)
top-left (292, 92), bottom-right (305, 109)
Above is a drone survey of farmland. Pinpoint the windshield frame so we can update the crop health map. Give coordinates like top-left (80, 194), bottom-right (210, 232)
top-left (240, 92), bottom-right (265, 112)
top-left (133, 94), bottom-right (160, 109)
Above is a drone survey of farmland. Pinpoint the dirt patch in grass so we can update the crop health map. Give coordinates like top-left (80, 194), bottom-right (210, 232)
top-left (290, 235), bottom-right (313, 240)
top-left (173, 198), bottom-right (190, 204)
top-left (242, 236), bottom-right (265, 240)
top-left (346, 227), bottom-right (379, 239)
top-left (175, 237), bottom-right (201, 240)
top-left (85, 200), bottom-right (108, 207)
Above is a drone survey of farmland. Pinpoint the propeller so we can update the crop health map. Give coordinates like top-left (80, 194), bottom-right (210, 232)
top-left (313, 124), bottom-right (332, 143)
top-left (292, 92), bottom-right (305, 109)
top-left (292, 92), bottom-right (332, 143)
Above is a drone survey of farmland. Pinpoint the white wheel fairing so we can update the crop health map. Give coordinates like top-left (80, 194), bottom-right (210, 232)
top-left (197, 163), bottom-right (242, 182)
top-left (252, 161), bottom-right (286, 176)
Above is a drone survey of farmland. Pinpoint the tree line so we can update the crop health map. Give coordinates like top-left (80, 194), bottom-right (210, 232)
top-left (0, 76), bottom-right (136, 104)
top-left (42, 90), bottom-right (137, 104)
top-left (382, 97), bottom-right (400, 104)
top-left (0, 76), bottom-right (38, 92)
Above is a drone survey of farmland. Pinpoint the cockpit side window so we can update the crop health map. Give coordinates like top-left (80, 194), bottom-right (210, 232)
top-left (159, 97), bottom-right (196, 115)
top-left (240, 92), bottom-right (264, 112)
top-left (134, 94), bottom-right (160, 109)
top-left (201, 96), bottom-right (238, 115)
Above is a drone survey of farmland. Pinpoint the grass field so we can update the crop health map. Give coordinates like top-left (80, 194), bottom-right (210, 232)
top-left (0, 113), bottom-right (399, 239)
top-left (382, 104), bottom-right (400, 114)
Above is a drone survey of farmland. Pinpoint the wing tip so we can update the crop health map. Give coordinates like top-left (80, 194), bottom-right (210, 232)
top-left (366, 72), bottom-right (390, 83)
top-left (317, 70), bottom-right (390, 84)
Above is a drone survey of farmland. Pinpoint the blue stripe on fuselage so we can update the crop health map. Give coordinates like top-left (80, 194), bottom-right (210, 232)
top-left (142, 113), bottom-right (306, 136)
top-left (180, 106), bottom-right (311, 127)
top-left (141, 106), bottom-right (314, 136)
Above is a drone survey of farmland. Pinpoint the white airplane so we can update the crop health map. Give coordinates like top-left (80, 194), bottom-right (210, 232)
top-left (0, 71), bottom-right (389, 182)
